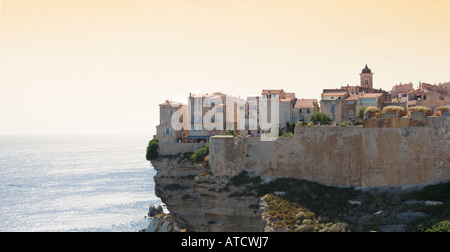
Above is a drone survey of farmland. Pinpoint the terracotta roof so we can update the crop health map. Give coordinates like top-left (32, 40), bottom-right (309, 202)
top-left (261, 89), bottom-right (284, 95)
top-left (344, 93), bottom-right (359, 101)
top-left (159, 100), bottom-right (184, 106)
top-left (294, 99), bottom-right (317, 108)
top-left (360, 93), bottom-right (383, 98)
top-left (280, 98), bottom-right (294, 102)
top-left (322, 92), bottom-right (347, 96)
top-left (285, 92), bottom-right (296, 98)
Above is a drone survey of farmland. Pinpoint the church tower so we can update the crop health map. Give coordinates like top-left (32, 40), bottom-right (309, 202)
top-left (360, 64), bottom-right (373, 89)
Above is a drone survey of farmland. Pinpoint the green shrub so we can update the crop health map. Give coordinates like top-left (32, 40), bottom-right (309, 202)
top-left (408, 106), bottom-right (430, 113)
top-left (364, 106), bottom-right (380, 114)
top-left (424, 220), bottom-right (450, 232)
top-left (190, 144), bottom-right (209, 163)
top-left (285, 122), bottom-right (295, 133)
top-left (381, 105), bottom-right (405, 115)
top-left (310, 112), bottom-right (332, 124)
top-left (436, 106), bottom-right (450, 112)
top-left (408, 182), bottom-right (450, 202)
top-left (146, 138), bottom-right (159, 161)
top-left (224, 130), bottom-right (239, 136)
top-left (280, 132), bottom-right (294, 138)
top-left (230, 171), bottom-right (262, 187)
top-left (263, 194), bottom-right (303, 231)
top-left (408, 106), bottom-right (432, 116)
top-left (357, 106), bottom-right (367, 120)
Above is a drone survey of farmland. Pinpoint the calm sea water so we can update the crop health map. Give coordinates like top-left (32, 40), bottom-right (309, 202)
top-left (0, 135), bottom-right (161, 232)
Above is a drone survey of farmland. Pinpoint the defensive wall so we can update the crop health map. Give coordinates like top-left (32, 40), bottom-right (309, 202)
top-left (209, 112), bottom-right (450, 189)
top-left (158, 142), bottom-right (207, 156)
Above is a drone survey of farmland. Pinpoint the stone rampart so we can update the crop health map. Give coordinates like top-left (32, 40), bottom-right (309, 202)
top-left (209, 114), bottom-right (450, 188)
top-left (158, 142), bottom-right (207, 156)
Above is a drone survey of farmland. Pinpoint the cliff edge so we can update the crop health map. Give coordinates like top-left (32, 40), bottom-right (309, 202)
top-left (150, 155), bottom-right (449, 232)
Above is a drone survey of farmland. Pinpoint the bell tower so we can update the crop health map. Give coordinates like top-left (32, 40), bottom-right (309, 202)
top-left (360, 64), bottom-right (373, 89)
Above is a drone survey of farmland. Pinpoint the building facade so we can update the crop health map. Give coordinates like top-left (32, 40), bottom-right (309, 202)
top-left (320, 65), bottom-right (390, 122)
top-left (293, 99), bottom-right (319, 123)
top-left (155, 100), bottom-right (186, 142)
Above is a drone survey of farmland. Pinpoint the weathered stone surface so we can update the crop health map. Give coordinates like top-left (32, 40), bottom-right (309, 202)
top-left (148, 204), bottom-right (163, 217)
top-left (151, 156), bottom-right (265, 232)
top-left (209, 117), bottom-right (450, 188)
top-left (146, 214), bottom-right (184, 232)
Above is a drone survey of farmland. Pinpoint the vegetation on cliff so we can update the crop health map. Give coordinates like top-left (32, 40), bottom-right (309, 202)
top-left (227, 172), bottom-right (450, 232)
top-left (146, 138), bottom-right (159, 161)
top-left (190, 143), bottom-right (209, 163)
top-left (357, 106), bottom-right (367, 120)
top-left (381, 105), bottom-right (406, 117)
top-left (310, 112), bottom-right (332, 125)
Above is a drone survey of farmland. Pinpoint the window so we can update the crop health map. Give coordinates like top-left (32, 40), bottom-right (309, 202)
top-left (348, 101), bottom-right (354, 105)
top-left (164, 128), bottom-right (171, 135)
top-left (423, 95), bottom-right (427, 100)
top-left (365, 79), bottom-right (369, 85)
top-left (169, 110), bottom-right (174, 115)
top-left (306, 109), bottom-right (310, 114)
top-left (349, 109), bottom-right (354, 116)
top-left (332, 114), bottom-right (336, 121)
top-left (331, 105), bottom-right (335, 114)
top-left (439, 96), bottom-right (444, 101)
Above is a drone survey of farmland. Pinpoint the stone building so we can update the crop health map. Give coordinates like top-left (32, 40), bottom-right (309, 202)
top-left (390, 82), bottom-right (450, 112)
top-left (320, 91), bottom-right (348, 122)
top-left (360, 64), bottom-right (374, 89)
top-left (320, 65), bottom-right (390, 122)
top-left (293, 98), bottom-right (319, 123)
top-left (185, 92), bottom-right (246, 142)
top-left (155, 100), bottom-right (186, 142)
top-left (261, 89), bottom-right (296, 129)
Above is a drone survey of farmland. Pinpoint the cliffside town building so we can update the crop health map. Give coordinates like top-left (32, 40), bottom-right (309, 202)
top-left (156, 100), bottom-right (186, 143)
top-left (320, 65), bottom-right (391, 122)
top-left (391, 82), bottom-right (450, 112)
top-left (155, 89), bottom-right (320, 141)
top-left (155, 64), bottom-right (449, 141)
top-left (293, 98), bottom-right (320, 123)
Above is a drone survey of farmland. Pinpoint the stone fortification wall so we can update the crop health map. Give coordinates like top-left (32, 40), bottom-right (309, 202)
top-left (158, 142), bottom-right (206, 156)
top-left (209, 114), bottom-right (450, 188)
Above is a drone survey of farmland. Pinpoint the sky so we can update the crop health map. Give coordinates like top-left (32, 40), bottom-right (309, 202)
top-left (0, 0), bottom-right (449, 135)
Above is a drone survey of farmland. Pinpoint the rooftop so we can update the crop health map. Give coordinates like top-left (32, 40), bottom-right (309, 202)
top-left (294, 99), bottom-right (317, 108)
top-left (362, 64), bottom-right (372, 74)
top-left (360, 93), bottom-right (383, 98)
top-left (322, 92), bottom-right (348, 96)
top-left (159, 100), bottom-right (185, 106)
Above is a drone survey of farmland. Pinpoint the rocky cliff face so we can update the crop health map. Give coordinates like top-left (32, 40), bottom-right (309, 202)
top-left (152, 154), bottom-right (265, 232)
top-left (150, 154), bottom-right (450, 232)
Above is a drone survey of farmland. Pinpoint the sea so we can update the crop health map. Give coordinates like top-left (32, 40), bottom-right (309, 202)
top-left (0, 134), bottom-right (162, 232)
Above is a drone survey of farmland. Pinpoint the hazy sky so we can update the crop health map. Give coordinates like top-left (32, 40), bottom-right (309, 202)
top-left (1, 0), bottom-right (449, 135)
